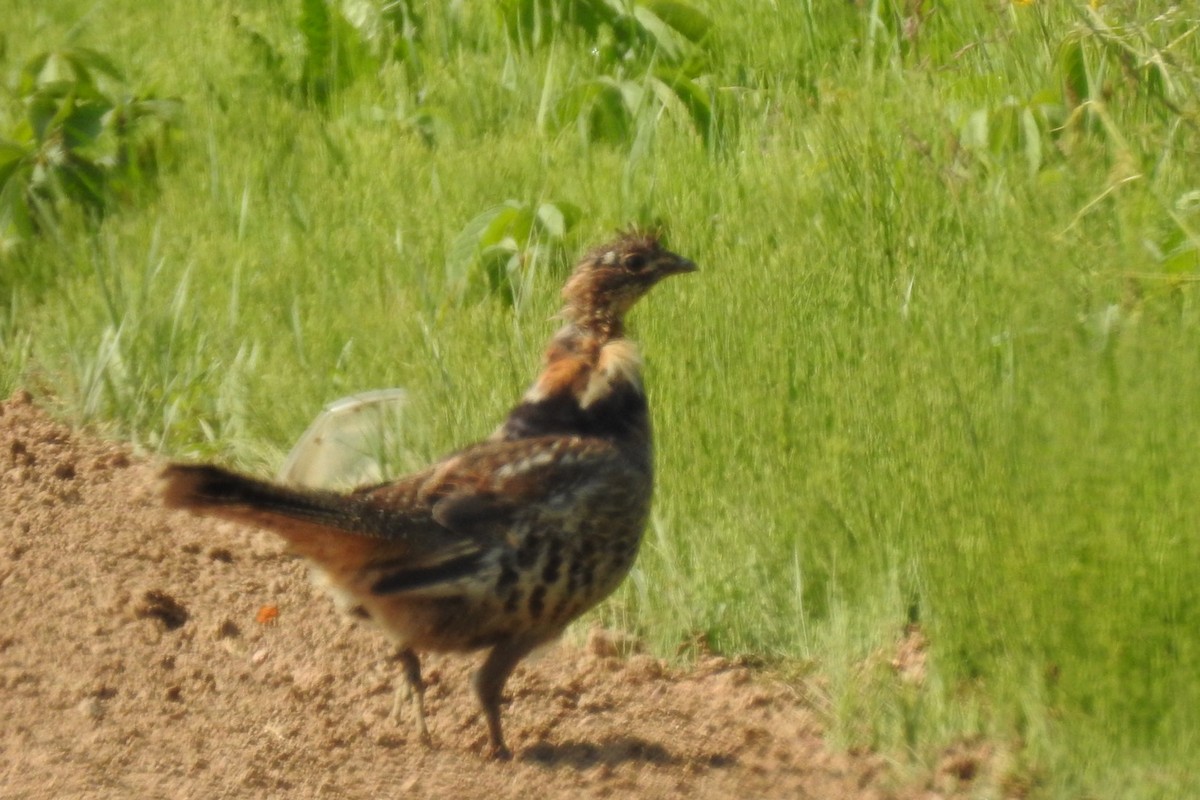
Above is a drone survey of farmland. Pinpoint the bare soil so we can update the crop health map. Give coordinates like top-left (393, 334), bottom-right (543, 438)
top-left (0, 392), bottom-right (984, 799)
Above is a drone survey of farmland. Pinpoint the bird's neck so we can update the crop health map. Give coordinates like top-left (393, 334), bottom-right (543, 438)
top-left (559, 304), bottom-right (624, 341)
top-left (492, 317), bottom-right (649, 443)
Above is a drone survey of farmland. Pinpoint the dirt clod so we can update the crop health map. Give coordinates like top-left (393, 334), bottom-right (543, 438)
top-left (136, 589), bottom-right (190, 631)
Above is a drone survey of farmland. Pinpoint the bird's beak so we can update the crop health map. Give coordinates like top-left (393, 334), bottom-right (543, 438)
top-left (660, 255), bottom-right (698, 277)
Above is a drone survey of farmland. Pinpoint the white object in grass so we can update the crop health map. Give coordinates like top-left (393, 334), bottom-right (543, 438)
top-left (278, 388), bottom-right (408, 490)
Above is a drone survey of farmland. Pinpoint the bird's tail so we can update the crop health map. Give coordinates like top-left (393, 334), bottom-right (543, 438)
top-left (160, 464), bottom-right (484, 595)
top-left (161, 464), bottom-right (359, 525)
top-left (159, 463), bottom-right (394, 566)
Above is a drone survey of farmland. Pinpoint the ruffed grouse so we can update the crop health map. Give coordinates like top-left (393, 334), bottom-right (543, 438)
top-left (160, 230), bottom-right (695, 758)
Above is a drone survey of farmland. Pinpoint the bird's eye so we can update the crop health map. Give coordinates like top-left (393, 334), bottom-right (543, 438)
top-left (623, 253), bottom-right (647, 272)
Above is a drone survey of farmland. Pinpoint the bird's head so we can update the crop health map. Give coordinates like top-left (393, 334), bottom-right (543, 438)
top-left (560, 230), bottom-right (696, 334)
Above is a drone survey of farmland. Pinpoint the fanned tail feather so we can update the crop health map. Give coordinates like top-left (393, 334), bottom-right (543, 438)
top-left (158, 464), bottom-right (481, 582)
top-left (161, 463), bottom-right (391, 531)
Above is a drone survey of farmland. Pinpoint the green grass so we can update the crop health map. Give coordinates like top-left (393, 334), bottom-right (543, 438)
top-left (4, 1), bottom-right (1200, 796)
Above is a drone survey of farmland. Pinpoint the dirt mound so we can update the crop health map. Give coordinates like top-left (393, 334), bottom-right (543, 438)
top-left (0, 393), bottom-right (970, 799)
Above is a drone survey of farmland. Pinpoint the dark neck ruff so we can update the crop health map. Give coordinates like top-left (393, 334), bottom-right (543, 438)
top-left (497, 311), bottom-right (649, 444)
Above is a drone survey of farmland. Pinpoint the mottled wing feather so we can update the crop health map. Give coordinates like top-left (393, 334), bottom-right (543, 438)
top-left (357, 436), bottom-right (634, 600)
top-left (362, 435), bottom-right (627, 539)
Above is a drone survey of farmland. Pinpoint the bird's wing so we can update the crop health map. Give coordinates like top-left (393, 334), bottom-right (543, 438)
top-left (361, 434), bottom-right (630, 544)
top-left (351, 435), bottom-right (633, 597)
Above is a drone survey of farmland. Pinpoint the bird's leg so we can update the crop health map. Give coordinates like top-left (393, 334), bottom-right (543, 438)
top-left (473, 636), bottom-right (542, 760)
top-left (391, 647), bottom-right (431, 746)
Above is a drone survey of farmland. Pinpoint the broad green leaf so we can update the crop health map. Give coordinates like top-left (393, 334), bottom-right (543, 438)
top-left (56, 159), bottom-right (108, 213)
top-left (0, 168), bottom-right (36, 238)
top-left (381, 0), bottom-right (424, 40)
top-left (1175, 190), bottom-right (1200, 216)
top-left (480, 242), bottom-right (521, 303)
top-left (643, 0), bottom-right (713, 43)
top-left (1160, 243), bottom-right (1197, 274)
top-left (632, 6), bottom-right (686, 62)
top-left (66, 47), bottom-right (127, 83)
top-left (479, 204), bottom-right (521, 248)
top-left (39, 51), bottom-right (96, 94)
top-left (62, 100), bottom-right (112, 151)
top-left (18, 52), bottom-right (51, 94)
top-left (300, 0), bottom-right (335, 101)
top-left (448, 199), bottom-right (576, 305)
top-left (233, 19), bottom-right (288, 88)
top-left (125, 97), bottom-right (184, 125)
top-left (960, 108), bottom-right (988, 151)
top-left (649, 76), bottom-right (688, 126)
top-left (536, 202), bottom-right (567, 238)
top-left (566, 78), bottom-right (635, 143)
top-left (554, 201), bottom-right (582, 231)
top-left (514, 205), bottom-right (536, 244)
top-left (661, 73), bottom-right (712, 141)
top-left (498, 0), bottom-right (540, 47)
top-left (447, 204), bottom-right (510, 286)
top-left (987, 102), bottom-right (1020, 155)
top-left (615, 77), bottom-right (645, 114)
top-left (405, 109), bottom-right (452, 148)
top-left (536, 201), bottom-right (580, 238)
top-left (1057, 36), bottom-right (1090, 107)
top-left (27, 86), bottom-right (72, 142)
top-left (330, 9), bottom-right (378, 91)
top-left (587, 91), bottom-right (631, 142)
top-left (0, 141), bottom-right (31, 173)
top-left (1021, 106), bottom-right (1042, 174)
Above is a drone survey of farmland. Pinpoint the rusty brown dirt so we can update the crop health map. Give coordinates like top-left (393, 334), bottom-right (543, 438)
top-left (0, 392), bottom-right (987, 799)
